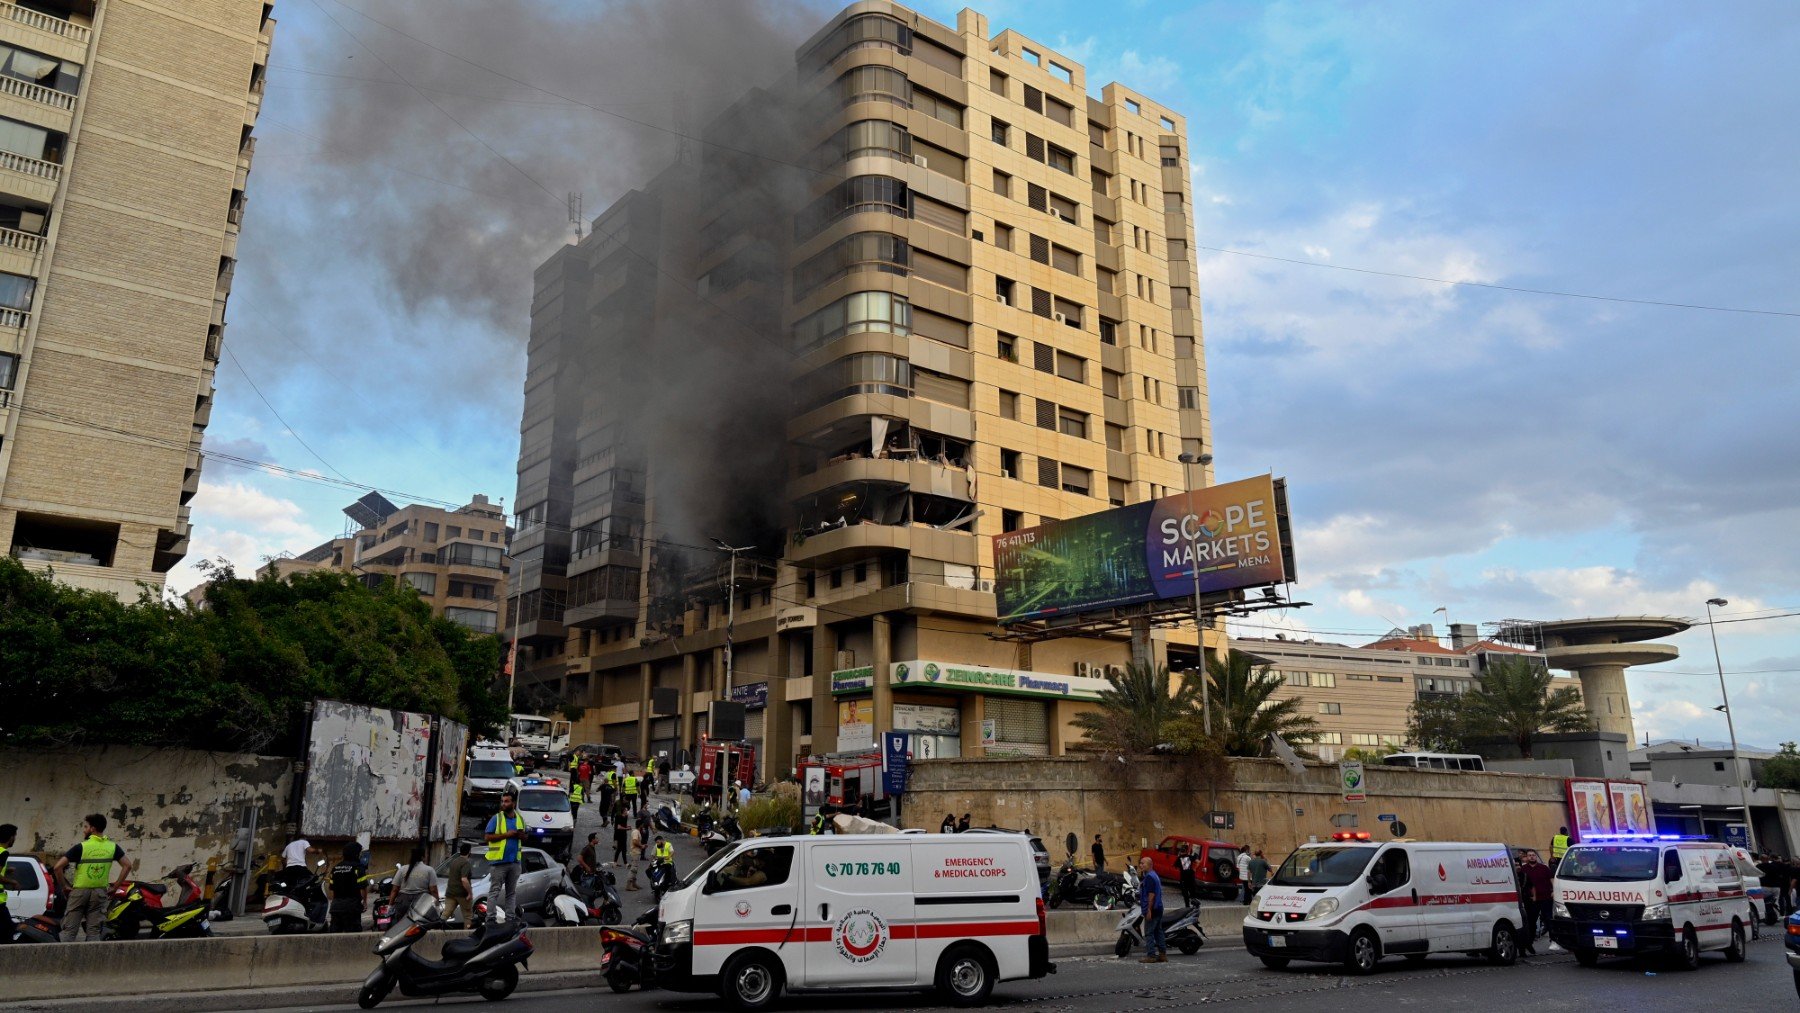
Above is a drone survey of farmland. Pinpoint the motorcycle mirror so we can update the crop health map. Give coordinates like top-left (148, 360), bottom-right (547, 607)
top-left (1065, 832), bottom-right (1078, 857)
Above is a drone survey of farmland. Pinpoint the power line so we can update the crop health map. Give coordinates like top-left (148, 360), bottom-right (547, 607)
top-left (221, 346), bottom-right (351, 482)
top-left (1194, 245), bottom-right (1800, 319)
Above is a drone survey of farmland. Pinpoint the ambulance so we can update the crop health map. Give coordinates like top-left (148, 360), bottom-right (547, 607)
top-left (1243, 834), bottom-right (1523, 974)
top-left (1550, 834), bottom-right (1749, 969)
top-left (654, 832), bottom-right (1054, 1010)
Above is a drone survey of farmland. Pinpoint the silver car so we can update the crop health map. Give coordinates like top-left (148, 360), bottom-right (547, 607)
top-left (432, 846), bottom-right (570, 921)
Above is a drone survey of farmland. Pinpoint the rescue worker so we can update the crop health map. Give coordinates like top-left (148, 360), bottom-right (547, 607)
top-left (1551, 826), bottom-right (1571, 863)
top-left (653, 835), bottom-right (675, 878)
top-left (54, 813), bottom-right (129, 941)
top-left (569, 778), bottom-right (585, 822)
top-left (327, 841), bottom-right (366, 933)
top-left (622, 770), bottom-right (641, 815)
top-left (0, 823), bottom-right (19, 944)
top-left (484, 788), bottom-right (527, 919)
top-left (645, 755), bottom-right (657, 791)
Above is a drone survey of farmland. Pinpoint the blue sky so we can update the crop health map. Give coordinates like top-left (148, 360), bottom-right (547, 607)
top-left (177, 1), bottom-right (1800, 749)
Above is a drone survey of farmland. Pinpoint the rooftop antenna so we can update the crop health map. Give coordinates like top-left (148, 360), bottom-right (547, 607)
top-left (567, 192), bottom-right (583, 242)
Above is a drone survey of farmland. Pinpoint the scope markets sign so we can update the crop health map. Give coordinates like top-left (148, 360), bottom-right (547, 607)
top-left (890, 660), bottom-right (1109, 701)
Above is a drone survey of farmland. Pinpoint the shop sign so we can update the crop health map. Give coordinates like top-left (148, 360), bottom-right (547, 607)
top-left (892, 703), bottom-right (960, 734)
top-left (980, 719), bottom-right (996, 747)
top-left (890, 660), bottom-right (1109, 701)
top-left (831, 667), bottom-right (875, 695)
top-left (729, 681), bottom-right (768, 710)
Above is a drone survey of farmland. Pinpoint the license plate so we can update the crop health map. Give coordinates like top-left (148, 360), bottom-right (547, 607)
top-left (1268, 935), bottom-right (1286, 948)
top-left (1594, 937), bottom-right (1618, 949)
top-left (601, 953), bottom-right (612, 967)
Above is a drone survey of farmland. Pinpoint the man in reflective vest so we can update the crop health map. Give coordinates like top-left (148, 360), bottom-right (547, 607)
top-left (623, 772), bottom-right (640, 815)
top-left (1551, 826), bottom-right (1571, 863)
top-left (653, 835), bottom-right (675, 877)
top-left (53, 813), bottom-right (128, 941)
top-left (484, 790), bottom-right (527, 919)
top-left (0, 822), bottom-right (19, 944)
top-left (568, 780), bottom-right (585, 823)
top-left (645, 756), bottom-right (657, 792)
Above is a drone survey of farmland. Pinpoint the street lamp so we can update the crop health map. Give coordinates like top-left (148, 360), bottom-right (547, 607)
top-left (712, 538), bottom-right (756, 698)
top-left (1178, 451), bottom-right (1214, 734)
top-left (1703, 597), bottom-right (1758, 853)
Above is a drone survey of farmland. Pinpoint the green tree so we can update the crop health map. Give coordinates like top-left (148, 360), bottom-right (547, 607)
top-left (1173, 649), bottom-right (1323, 758)
top-left (1457, 655), bottom-right (1591, 758)
top-left (1070, 660), bottom-right (1197, 753)
top-left (1407, 695), bottom-right (1474, 752)
top-left (1760, 742), bottom-right (1800, 791)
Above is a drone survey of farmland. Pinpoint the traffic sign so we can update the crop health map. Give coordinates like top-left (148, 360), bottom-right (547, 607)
top-left (1724, 823), bottom-right (1749, 849)
top-left (1377, 813), bottom-right (1397, 822)
top-left (1340, 760), bottom-right (1367, 803)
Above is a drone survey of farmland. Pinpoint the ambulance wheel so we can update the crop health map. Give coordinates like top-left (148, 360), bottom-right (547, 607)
top-left (1670, 927), bottom-right (1702, 971)
top-left (722, 951), bottom-right (783, 1011)
top-left (1574, 949), bottom-right (1599, 968)
top-left (1259, 955), bottom-right (1290, 970)
top-left (936, 944), bottom-right (996, 1007)
top-left (1344, 928), bottom-right (1381, 975)
top-left (1178, 938), bottom-right (1202, 955)
top-left (1723, 920), bottom-right (1746, 963)
top-left (1486, 922), bottom-right (1518, 966)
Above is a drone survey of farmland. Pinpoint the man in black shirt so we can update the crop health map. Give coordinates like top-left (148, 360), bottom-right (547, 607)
top-left (1091, 833), bottom-right (1106, 872)
top-left (1176, 844), bottom-right (1196, 907)
top-left (956, 813), bottom-right (971, 833)
top-left (327, 842), bottom-right (365, 933)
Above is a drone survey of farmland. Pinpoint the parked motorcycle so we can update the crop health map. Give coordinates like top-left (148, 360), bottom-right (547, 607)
top-left (356, 896), bottom-right (533, 1009)
top-left (652, 804), bottom-right (684, 835)
top-left (648, 859), bottom-right (676, 901)
top-left (1114, 901), bottom-right (1205, 957)
top-left (263, 868), bottom-right (330, 934)
top-left (547, 870), bottom-right (622, 927)
top-left (700, 814), bottom-right (743, 856)
top-left (1051, 859), bottom-right (1128, 910)
top-left (11, 911), bottom-right (64, 943)
top-left (599, 908), bottom-right (660, 993)
top-left (106, 863), bottom-right (204, 939)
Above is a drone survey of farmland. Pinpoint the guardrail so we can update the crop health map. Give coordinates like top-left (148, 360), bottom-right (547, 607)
top-left (0, 73), bottom-right (74, 111)
top-left (0, 148), bottom-right (60, 182)
top-left (0, 0), bottom-right (91, 44)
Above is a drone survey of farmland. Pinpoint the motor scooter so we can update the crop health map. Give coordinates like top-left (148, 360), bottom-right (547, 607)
top-left (1051, 859), bottom-right (1127, 910)
top-left (106, 863), bottom-right (204, 939)
top-left (547, 869), bottom-right (623, 926)
top-left (647, 858), bottom-right (676, 901)
top-left (599, 907), bottom-right (660, 993)
top-left (356, 896), bottom-right (532, 1009)
top-left (652, 804), bottom-right (684, 835)
top-left (263, 864), bottom-right (330, 934)
top-left (1114, 901), bottom-right (1206, 957)
top-left (700, 814), bottom-right (743, 856)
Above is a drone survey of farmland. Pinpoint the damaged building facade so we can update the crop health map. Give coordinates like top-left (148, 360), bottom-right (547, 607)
top-left (506, 3), bottom-right (1220, 779)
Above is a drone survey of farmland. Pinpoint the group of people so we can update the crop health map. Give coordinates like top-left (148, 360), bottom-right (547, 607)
top-left (1752, 851), bottom-right (1799, 916)
top-left (560, 750), bottom-right (654, 829)
top-left (0, 814), bottom-right (133, 943)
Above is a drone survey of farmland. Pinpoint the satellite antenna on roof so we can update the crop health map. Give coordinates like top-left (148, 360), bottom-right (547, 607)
top-left (567, 192), bottom-right (583, 242)
top-left (343, 491), bottom-right (399, 530)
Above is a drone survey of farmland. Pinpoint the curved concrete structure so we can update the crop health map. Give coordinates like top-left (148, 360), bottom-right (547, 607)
top-left (1508, 617), bottom-right (1691, 742)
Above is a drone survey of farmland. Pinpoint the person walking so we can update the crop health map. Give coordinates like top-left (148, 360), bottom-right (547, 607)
top-left (1175, 844), bottom-right (1196, 907)
top-left (569, 779), bottom-right (585, 823)
top-left (1248, 848), bottom-right (1271, 902)
top-left (623, 770), bottom-right (641, 815)
top-left (1550, 826), bottom-right (1571, 864)
top-left (54, 813), bottom-right (128, 941)
top-left (441, 842), bottom-right (475, 926)
top-left (1091, 833), bottom-right (1106, 872)
top-left (0, 823), bottom-right (19, 944)
top-left (598, 771), bottom-right (616, 827)
top-left (940, 813), bottom-right (956, 834)
top-left (327, 841), bottom-right (366, 932)
top-left (390, 845), bottom-right (438, 919)
top-left (1237, 847), bottom-right (1254, 905)
top-left (736, 780), bottom-right (752, 811)
top-left (645, 755), bottom-right (657, 792)
top-left (635, 806), bottom-right (652, 860)
top-left (1137, 855), bottom-right (1166, 963)
top-left (484, 788), bottom-right (527, 920)
top-left (578, 756), bottom-right (593, 793)
top-left (1522, 850), bottom-right (1554, 943)
top-left (611, 814), bottom-right (631, 867)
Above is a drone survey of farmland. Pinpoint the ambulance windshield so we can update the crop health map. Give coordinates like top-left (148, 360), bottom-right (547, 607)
top-left (1270, 846), bottom-right (1376, 887)
top-left (1558, 846), bottom-right (1658, 882)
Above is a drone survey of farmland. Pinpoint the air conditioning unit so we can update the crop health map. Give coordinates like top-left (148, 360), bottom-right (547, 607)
top-left (835, 650), bottom-right (857, 670)
top-left (1053, 312), bottom-right (1067, 324)
top-left (995, 295), bottom-right (1009, 306)
top-left (913, 153), bottom-right (928, 167)
top-left (1073, 661), bottom-right (1093, 679)
top-left (1105, 664), bottom-right (1125, 679)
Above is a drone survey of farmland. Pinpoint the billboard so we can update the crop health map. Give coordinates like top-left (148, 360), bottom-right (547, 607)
top-left (993, 474), bottom-right (1291, 624)
top-left (301, 700), bottom-right (432, 840)
top-left (1565, 778), bottom-right (1653, 840)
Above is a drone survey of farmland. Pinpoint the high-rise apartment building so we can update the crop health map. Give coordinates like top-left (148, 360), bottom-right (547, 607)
top-left (508, 3), bottom-right (1217, 778)
top-left (0, 1), bottom-right (271, 598)
top-left (258, 493), bottom-right (512, 634)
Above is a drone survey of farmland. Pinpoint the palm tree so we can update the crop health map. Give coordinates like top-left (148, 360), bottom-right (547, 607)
top-left (1070, 660), bottom-right (1196, 753)
top-left (1459, 655), bottom-right (1591, 758)
top-left (1191, 649), bottom-right (1323, 758)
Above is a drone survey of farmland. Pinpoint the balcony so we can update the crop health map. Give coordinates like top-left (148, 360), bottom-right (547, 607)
top-left (0, 225), bottom-right (42, 255)
top-left (789, 455), bottom-right (972, 503)
top-left (0, 149), bottom-right (60, 189)
top-left (786, 521), bottom-right (977, 569)
top-left (0, 2), bottom-right (91, 46)
top-left (563, 597), bottom-right (637, 631)
top-left (0, 306), bottom-right (28, 331)
top-left (0, 74), bottom-right (73, 113)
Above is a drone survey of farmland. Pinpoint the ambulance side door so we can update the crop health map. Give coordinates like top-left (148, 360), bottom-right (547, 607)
top-left (692, 845), bottom-right (803, 982)
top-left (804, 842), bottom-right (917, 987)
top-left (1365, 847), bottom-right (1424, 953)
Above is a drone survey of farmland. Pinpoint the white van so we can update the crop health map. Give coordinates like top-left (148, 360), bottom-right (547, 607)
top-left (1243, 835), bottom-right (1522, 974)
top-left (464, 744), bottom-right (518, 813)
top-left (654, 832), bottom-right (1054, 1010)
top-left (1550, 836), bottom-right (1749, 968)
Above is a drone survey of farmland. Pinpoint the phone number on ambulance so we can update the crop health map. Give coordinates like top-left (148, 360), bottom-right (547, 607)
top-left (935, 857), bottom-right (1006, 879)
top-left (826, 862), bottom-right (903, 877)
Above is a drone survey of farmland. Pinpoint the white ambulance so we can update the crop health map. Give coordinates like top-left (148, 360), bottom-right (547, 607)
top-left (1243, 834), bottom-right (1523, 974)
top-left (654, 832), bottom-right (1054, 1010)
top-left (1550, 835), bottom-right (1749, 969)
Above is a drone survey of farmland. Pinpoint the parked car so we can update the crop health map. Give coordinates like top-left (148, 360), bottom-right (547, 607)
top-left (5, 855), bottom-right (54, 919)
top-left (433, 845), bottom-right (571, 921)
top-left (1141, 836), bottom-right (1241, 900)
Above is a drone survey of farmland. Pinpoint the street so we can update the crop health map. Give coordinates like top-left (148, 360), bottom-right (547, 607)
top-left (232, 934), bottom-right (1796, 1013)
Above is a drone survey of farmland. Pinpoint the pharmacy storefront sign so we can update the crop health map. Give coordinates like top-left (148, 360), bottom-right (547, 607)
top-left (889, 660), bottom-right (1109, 702)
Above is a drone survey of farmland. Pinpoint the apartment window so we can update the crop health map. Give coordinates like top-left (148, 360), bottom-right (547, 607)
top-left (1105, 423), bottom-right (1125, 451)
top-left (993, 222), bottom-right (1013, 251)
top-left (1034, 397), bottom-right (1056, 430)
top-left (1025, 132), bottom-right (1045, 162)
top-left (1054, 350), bottom-right (1086, 383)
top-left (831, 118), bottom-right (912, 163)
top-left (1046, 97), bottom-right (1074, 127)
top-left (999, 448), bottom-right (1020, 478)
top-left (1377, 676), bottom-right (1405, 683)
top-left (989, 68), bottom-right (1008, 95)
top-left (835, 64), bottom-right (911, 108)
top-left (1285, 671), bottom-right (1311, 688)
top-left (0, 351), bottom-right (16, 389)
top-left (854, 562), bottom-right (868, 583)
top-left (992, 170), bottom-right (1012, 198)
top-left (998, 389), bottom-right (1018, 419)
top-left (911, 368), bottom-right (970, 408)
top-left (0, 115), bottom-right (62, 163)
top-left (0, 271), bottom-right (34, 311)
top-left (1108, 477), bottom-right (1127, 506)
top-left (1036, 457), bottom-right (1058, 488)
top-left (1051, 244), bottom-right (1081, 276)
top-left (1318, 702), bottom-right (1342, 715)
top-left (995, 276), bottom-right (1016, 305)
top-left (1001, 508), bottom-right (1023, 532)
top-left (1093, 216), bottom-right (1115, 246)
top-left (793, 291), bottom-right (911, 350)
top-left (446, 525), bottom-right (462, 539)
top-left (1314, 673), bottom-right (1337, 688)
top-left (997, 334), bottom-right (1017, 362)
top-left (1061, 465), bottom-right (1091, 495)
top-left (990, 119), bottom-right (1010, 146)
top-left (1023, 84), bottom-right (1043, 113)
top-left (1347, 674), bottom-right (1373, 681)
top-left (451, 580), bottom-right (497, 601)
top-left (1047, 192), bottom-right (1078, 223)
top-left (422, 522), bottom-right (439, 543)
top-left (1091, 168), bottom-right (1111, 195)
top-left (403, 572), bottom-right (437, 595)
top-left (797, 175), bottom-right (910, 237)
top-left (1312, 732), bottom-right (1344, 745)
top-left (791, 231), bottom-right (909, 299)
top-left (1026, 182), bottom-right (1047, 213)
top-left (913, 87), bottom-right (963, 128)
top-left (1143, 376), bottom-right (1158, 404)
top-left (0, 202), bottom-right (45, 236)
top-left (1350, 733), bottom-right (1385, 747)
top-left (1031, 287), bottom-right (1052, 318)
top-left (1125, 98), bottom-right (1141, 115)
top-left (1102, 369), bottom-right (1121, 398)
top-left (1099, 317), bottom-right (1118, 345)
top-left (1028, 232), bottom-right (1049, 264)
top-left (830, 568), bottom-right (843, 589)
top-left (1056, 407), bottom-right (1088, 439)
top-left (445, 607), bottom-right (497, 634)
top-left (1047, 145), bottom-right (1075, 174)
top-left (1164, 191), bottom-right (1184, 212)
top-left (440, 543), bottom-right (504, 569)
top-left (1178, 386), bottom-right (1199, 410)
top-left (0, 43), bottom-right (81, 95)
top-left (1053, 297), bottom-right (1083, 328)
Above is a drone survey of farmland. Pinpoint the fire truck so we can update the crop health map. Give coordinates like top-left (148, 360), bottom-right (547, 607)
top-left (796, 752), bottom-right (890, 818)
top-left (692, 739), bottom-right (757, 799)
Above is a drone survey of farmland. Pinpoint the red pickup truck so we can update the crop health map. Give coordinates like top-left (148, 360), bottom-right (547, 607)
top-left (1139, 836), bottom-right (1241, 900)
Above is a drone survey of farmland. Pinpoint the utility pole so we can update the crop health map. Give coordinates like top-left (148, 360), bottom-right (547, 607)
top-left (1178, 451), bottom-right (1214, 734)
top-left (712, 539), bottom-right (755, 698)
top-left (1704, 597), bottom-right (1758, 853)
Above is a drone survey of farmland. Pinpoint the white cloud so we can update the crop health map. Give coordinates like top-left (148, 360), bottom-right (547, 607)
top-left (1116, 50), bottom-right (1181, 94)
top-left (167, 480), bottom-right (324, 592)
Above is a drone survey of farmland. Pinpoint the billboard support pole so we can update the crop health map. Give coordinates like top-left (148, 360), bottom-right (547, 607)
top-left (1179, 453), bottom-right (1213, 735)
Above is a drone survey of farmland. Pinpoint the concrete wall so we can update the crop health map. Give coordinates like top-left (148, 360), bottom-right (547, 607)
top-left (904, 756), bottom-right (1570, 860)
top-left (0, 746), bottom-right (294, 880)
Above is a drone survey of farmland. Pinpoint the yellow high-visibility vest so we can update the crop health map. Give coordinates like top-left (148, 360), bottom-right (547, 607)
top-left (623, 775), bottom-right (640, 795)
top-left (1551, 834), bottom-right (1570, 860)
top-left (72, 835), bottom-right (116, 890)
top-left (487, 813), bottom-right (524, 862)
